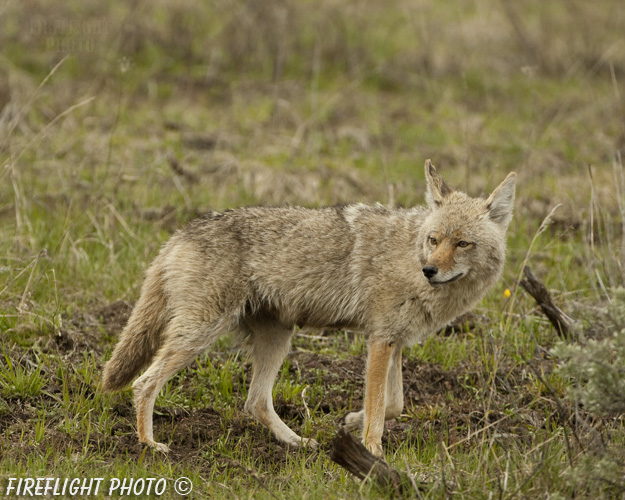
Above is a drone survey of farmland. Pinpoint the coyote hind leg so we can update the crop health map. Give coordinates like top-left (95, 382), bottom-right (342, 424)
top-left (243, 316), bottom-right (318, 449)
top-left (132, 318), bottom-right (230, 452)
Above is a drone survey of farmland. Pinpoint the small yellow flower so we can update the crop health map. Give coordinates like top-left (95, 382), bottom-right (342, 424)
top-left (503, 288), bottom-right (511, 298)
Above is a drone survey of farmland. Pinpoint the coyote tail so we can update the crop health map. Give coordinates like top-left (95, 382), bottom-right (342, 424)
top-left (101, 268), bottom-right (169, 392)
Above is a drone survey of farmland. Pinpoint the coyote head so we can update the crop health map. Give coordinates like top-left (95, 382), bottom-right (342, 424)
top-left (420, 160), bottom-right (516, 287)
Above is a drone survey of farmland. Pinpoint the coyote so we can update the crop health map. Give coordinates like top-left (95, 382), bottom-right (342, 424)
top-left (102, 160), bottom-right (516, 458)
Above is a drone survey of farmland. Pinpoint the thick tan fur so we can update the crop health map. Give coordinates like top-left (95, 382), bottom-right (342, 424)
top-left (101, 268), bottom-right (169, 391)
top-left (102, 160), bottom-right (516, 457)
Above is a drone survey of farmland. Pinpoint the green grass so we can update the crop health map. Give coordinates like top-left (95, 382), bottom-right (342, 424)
top-left (2, 0), bottom-right (625, 498)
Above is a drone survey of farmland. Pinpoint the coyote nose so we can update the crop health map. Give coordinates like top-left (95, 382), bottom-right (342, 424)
top-left (422, 265), bottom-right (438, 279)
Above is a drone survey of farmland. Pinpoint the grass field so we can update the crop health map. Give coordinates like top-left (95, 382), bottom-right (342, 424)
top-left (1, 0), bottom-right (625, 498)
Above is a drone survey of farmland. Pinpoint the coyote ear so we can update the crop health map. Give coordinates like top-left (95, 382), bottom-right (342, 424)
top-left (424, 159), bottom-right (452, 208)
top-left (486, 172), bottom-right (516, 227)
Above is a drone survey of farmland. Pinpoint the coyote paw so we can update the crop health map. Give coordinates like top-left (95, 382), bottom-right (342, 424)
top-left (142, 440), bottom-right (170, 454)
top-left (283, 435), bottom-right (319, 450)
top-left (342, 410), bottom-right (364, 432)
top-left (364, 441), bottom-right (384, 459)
top-left (302, 437), bottom-right (319, 450)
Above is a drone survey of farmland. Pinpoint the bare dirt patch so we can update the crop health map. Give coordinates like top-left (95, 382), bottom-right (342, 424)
top-left (46, 300), bottom-right (133, 361)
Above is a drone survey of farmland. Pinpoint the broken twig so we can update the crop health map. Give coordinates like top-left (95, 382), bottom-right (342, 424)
top-left (330, 427), bottom-right (418, 498)
top-left (519, 266), bottom-right (575, 340)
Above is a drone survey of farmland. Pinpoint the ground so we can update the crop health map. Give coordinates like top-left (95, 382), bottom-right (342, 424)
top-left (1, 0), bottom-right (625, 498)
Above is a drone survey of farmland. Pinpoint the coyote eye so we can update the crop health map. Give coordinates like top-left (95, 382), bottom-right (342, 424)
top-left (457, 241), bottom-right (470, 248)
top-left (429, 237), bottom-right (437, 246)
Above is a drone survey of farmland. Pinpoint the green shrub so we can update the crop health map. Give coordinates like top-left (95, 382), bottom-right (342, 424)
top-left (553, 288), bottom-right (625, 415)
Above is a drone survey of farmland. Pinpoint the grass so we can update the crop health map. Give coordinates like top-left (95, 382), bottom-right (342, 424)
top-left (1, 0), bottom-right (625, 497)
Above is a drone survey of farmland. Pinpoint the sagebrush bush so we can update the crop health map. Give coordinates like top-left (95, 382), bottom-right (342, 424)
top-left (552, 288), bottom-right (625, 415)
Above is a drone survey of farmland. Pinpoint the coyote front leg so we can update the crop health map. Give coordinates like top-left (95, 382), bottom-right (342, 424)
top-left (362, 339), bottom-right (394, 458)
top-left (344, 344), bottom-right (403, 431)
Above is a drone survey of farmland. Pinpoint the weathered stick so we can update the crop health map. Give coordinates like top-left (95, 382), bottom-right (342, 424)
top-left (519, 266), bottom-right (575, 339)
top-left (330, 427), bottom-right (415, 497)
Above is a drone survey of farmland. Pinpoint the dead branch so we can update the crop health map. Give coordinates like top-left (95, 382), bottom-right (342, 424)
top-left (519, 266), bottom-right (575, 340)
top-left (330, 427), bottom-right (418, 498)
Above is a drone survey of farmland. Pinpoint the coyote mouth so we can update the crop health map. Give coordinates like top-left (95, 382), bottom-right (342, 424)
top-left (428, 273), bottom-right (464, 286)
